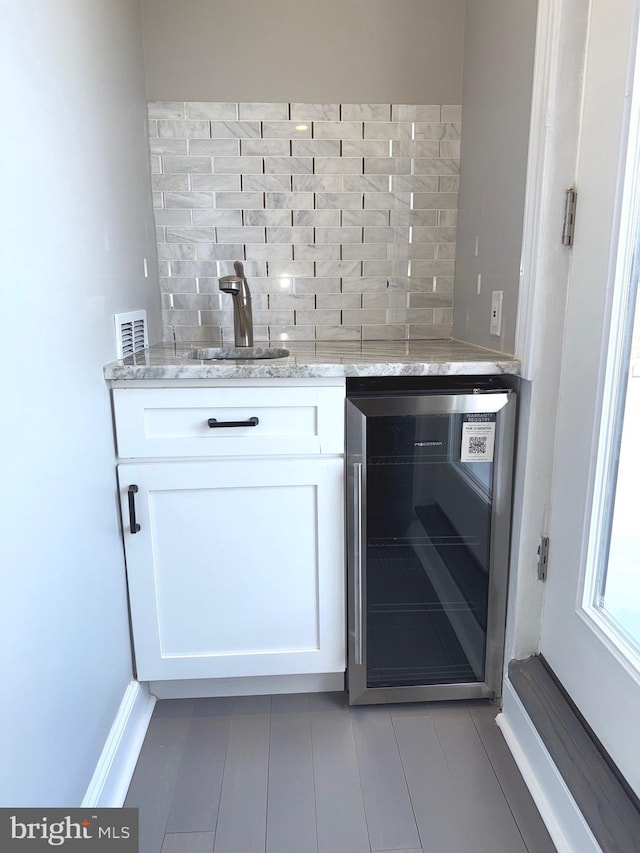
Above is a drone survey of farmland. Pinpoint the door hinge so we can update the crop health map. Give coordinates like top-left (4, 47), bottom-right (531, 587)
top-left (562, 187), bottom-right (577, 246)
top-left (537, 535), bottom-right (550, 581)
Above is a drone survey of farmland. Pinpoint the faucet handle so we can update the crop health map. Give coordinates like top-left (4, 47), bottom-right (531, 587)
top-left (233, 260), bottom-right (245, 279)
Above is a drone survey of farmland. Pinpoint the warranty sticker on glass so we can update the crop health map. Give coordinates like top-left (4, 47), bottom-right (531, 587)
top-left (460, 413), bottom-right (496, 462)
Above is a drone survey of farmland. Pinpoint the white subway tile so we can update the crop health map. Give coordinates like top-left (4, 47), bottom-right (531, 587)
top-left (342, 308), bottom-right (387, 324)
top-left (211, 121), bottom-right (261, 138)
top-left (410, 259), bottom-right (455, 276)
top-left (341, 277), bottom-right (388, 293)
top-left (341, 104), bottom-right (390, 121)
top-left (440, 140), bottom-right (461, 158)
top-left (439, 176), bottom-right (459, 192)
top-left (191, 175), bottom-right (241, 191)
top-left (162, 156), bottom-right (212, 173)
top-left (293, 277), bottom-right (341, 294)
top-left (388, 243), bottom-right (437, 260)
top-left (150, 156), bottom-right (161, 174)
top-left (158, 120), bottom-right (211, 138)
top-left (269, 293), bottom-right (315, 310)
top-left (292, 175), bottom-right (341, 192)
top-left (438, 210), bottom-right (458, 226)
top-left (167, 227), bottom-right (217, 242)
top-left (156, 227), bottom-right (166, 242)
top-left (241, 139), bottom-right (290, 156)
top-left (290, 104), bottom-right (339, 121)
top-left (409, 292), bottom-right (453, 308)
top-left (296, 309), bottom-right (341, 326)
top-left (160, 276), bottom-right (196, 293)
top-left (213, 156), bottom-right (263, 174)
top-left (364, 157), bottom-right (411, 175)
top-left (342, 175), bottom-right (389, 192)
top-left (291, 140), bottom-right (340, 157)
top-left (390, 210), bottom-right (439, 226)
top-left (267, 260), bottom-right (314, 277)
top-left (435, 243), bottom-right (457, 259)
top-left (152, 174), bottom-right (190, 191)
top-left (315, 157), bottom-right (362, 175)
top-left (362, 324), bottom-right (408, 340)
top-left (244, 209), bottom-right (292, 226)
top-left (413, 122), bottom-right (461, 141)
top-left (341, 140), bottom-right (389, 157)
top-left (364, 260), bottom-right (410, 277)
top-left (364, 226), bottom-right (410, 243)
top-left (408, 324), bottom-right (451, 340)
top-left (316, 260), bottom-right (362, 277)
top-left (154, 210), bottom-right (193, 226)
top-left (170, 260), bottom-right (219, 276)
top-left (265, 192), bottom-right (314, 209)
top-left (238, 102), bottom-right (289, 120)
top-left (364, 122), bottom-right (412, 140)
top-left (253, 309), bottom-right (295, 326)
top-left (315, 192), bottom-right (363, 210)
top-left (244, 244), bottom-right (293, 261)
top-left (412, 158), bottom-right (459, 176)
top-left (411, 193), bottom-right (458, 210)
top-left (292, 209), bottom-right (340, 226)
top-left (341, 244), bottom-right (387, 260)
top-left (391, 105), bottom-right (441, 121)
top-left (314, 227), bottom-right (363, 244)
top-left (150, 138), bottom-right (188, 155)
top-left (157, 243), bottom-right (196, 260)
top-left (317, 293), bottom-right (362, 310)
top-left (363, 292), bottom-right (407, 310)
top-left (217, 226), bottom-right (265, 243)
top-left (164, 192), bottom-right (214, 208)
top-left (411, 226), bottom-right (457, 243)
top-left (189, 139), bottom-right (240, 155)
top-left (264, 157), bottom-right (313, 174)
top-left (266, 226), bottom-right (314, 243)
top-left (191, 211), bottom-right (238, 229)
top-left (220, 260), bottom-right (266, 277)
top-left (271, 325), bottom-right (316, 341)
top-left (364, 192), bottom-right (411, 210)
top-left (392, 140), bottom-right (440, 157)
top-left (243, 174), bottom-right (291, 192)
top-left (186, 102), bottom-right (238, 120)
top-left (391, 176), bottom-right (440, 193)
top-left (215, 191), bottom-right (264, 208)
top-left (262, 121), bottom-right (311, 138)
top-left (313, 121), bottom-right (362, 139)
top-left (315, 325), bottom-right (362, 341)
top-left (294, 244), bottom-right (341, 261)
top-left (149, 102), bottom-right (186, 119)
top-left (341, 210), bottom-right (389, 226)
top-left (191, 244), bottom-right (245, 261)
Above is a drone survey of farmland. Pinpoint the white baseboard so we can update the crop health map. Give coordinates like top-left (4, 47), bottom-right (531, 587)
top-left (149, 671), bottom-right (345, 699)
top-left (82, 680), bottom-right (156, 807)
top-left (498, 678), bottom-right (601, 853)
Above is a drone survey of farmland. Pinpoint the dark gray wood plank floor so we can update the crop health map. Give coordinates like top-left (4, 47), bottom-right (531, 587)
top-left (125, 693), bottom-right (555, 853)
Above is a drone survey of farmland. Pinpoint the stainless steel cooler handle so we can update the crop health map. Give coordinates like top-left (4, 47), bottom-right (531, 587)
top-left (354, 461), bottom-right (364, 666)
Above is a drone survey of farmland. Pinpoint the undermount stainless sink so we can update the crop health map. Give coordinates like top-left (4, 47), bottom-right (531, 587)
top-left (186, 346), bottom-right (290, 361)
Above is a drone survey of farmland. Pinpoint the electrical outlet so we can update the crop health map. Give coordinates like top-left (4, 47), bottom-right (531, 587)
top-left (490, 291), bottom-right (503, 336)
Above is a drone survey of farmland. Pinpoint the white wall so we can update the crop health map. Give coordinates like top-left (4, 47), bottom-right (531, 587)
top-left (140, 0), bottom-right (465, 104)
top-left (454, 0), bottom-right (538, 353)
top-left (0, 0), bottom-right (161, 805)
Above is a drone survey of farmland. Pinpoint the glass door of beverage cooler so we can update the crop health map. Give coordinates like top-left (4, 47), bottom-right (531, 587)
top-left (346, 383), bottom-right (516, 705)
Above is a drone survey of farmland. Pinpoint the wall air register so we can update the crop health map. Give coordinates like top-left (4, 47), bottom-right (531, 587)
top-left (346, 376), bottom-right (516, 705)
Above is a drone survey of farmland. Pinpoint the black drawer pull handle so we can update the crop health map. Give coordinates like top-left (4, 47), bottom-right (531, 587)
top-left (207, 416), bottom-right (259, 429)
top-left (127, 485), bottom-right (141, 534)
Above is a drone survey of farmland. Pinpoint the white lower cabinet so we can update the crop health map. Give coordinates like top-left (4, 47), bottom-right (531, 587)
top-left (118, 455), bottom-right (345, 682)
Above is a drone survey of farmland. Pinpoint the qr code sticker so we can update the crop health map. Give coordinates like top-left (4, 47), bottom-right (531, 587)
top-left (468, 436), bottom-right (488, 455)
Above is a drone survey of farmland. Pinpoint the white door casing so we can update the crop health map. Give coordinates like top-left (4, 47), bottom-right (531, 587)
top-left (539, 0), bottom-right (640, 795)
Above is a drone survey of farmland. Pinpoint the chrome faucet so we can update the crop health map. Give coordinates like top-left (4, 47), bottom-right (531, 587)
top-left (219, 260), bottom-right (253, 347)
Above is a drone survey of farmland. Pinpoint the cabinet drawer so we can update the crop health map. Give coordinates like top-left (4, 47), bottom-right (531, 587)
top-left (113, 384), bottom-right (345, 457)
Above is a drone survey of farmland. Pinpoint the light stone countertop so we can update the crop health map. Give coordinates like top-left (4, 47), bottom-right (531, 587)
top-left (104, 340), bottom-right (520, 380)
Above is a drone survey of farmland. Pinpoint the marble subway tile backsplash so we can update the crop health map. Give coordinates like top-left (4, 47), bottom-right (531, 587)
top-left (148, 102), bottom-right (460, 344)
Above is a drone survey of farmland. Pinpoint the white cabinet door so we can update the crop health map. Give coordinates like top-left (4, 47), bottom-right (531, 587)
top-left (118, 457), bottom-right (345, 681)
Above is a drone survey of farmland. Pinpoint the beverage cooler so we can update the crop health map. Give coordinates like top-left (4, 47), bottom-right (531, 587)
top-left (346, 376), bottom-right (517, 705)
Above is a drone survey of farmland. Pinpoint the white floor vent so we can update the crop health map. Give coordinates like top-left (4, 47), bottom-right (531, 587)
top-left (115, 310), bottom-right (148, 358)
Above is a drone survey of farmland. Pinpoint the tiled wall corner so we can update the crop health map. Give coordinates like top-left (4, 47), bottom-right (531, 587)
top-left (148, 102), bottom-right (460, 344)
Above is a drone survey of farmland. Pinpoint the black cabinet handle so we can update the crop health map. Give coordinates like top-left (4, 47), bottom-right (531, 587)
top-left (207, 416), bottom-right (259, 429)
top-left (127, 485), bottom-right (141, 534)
